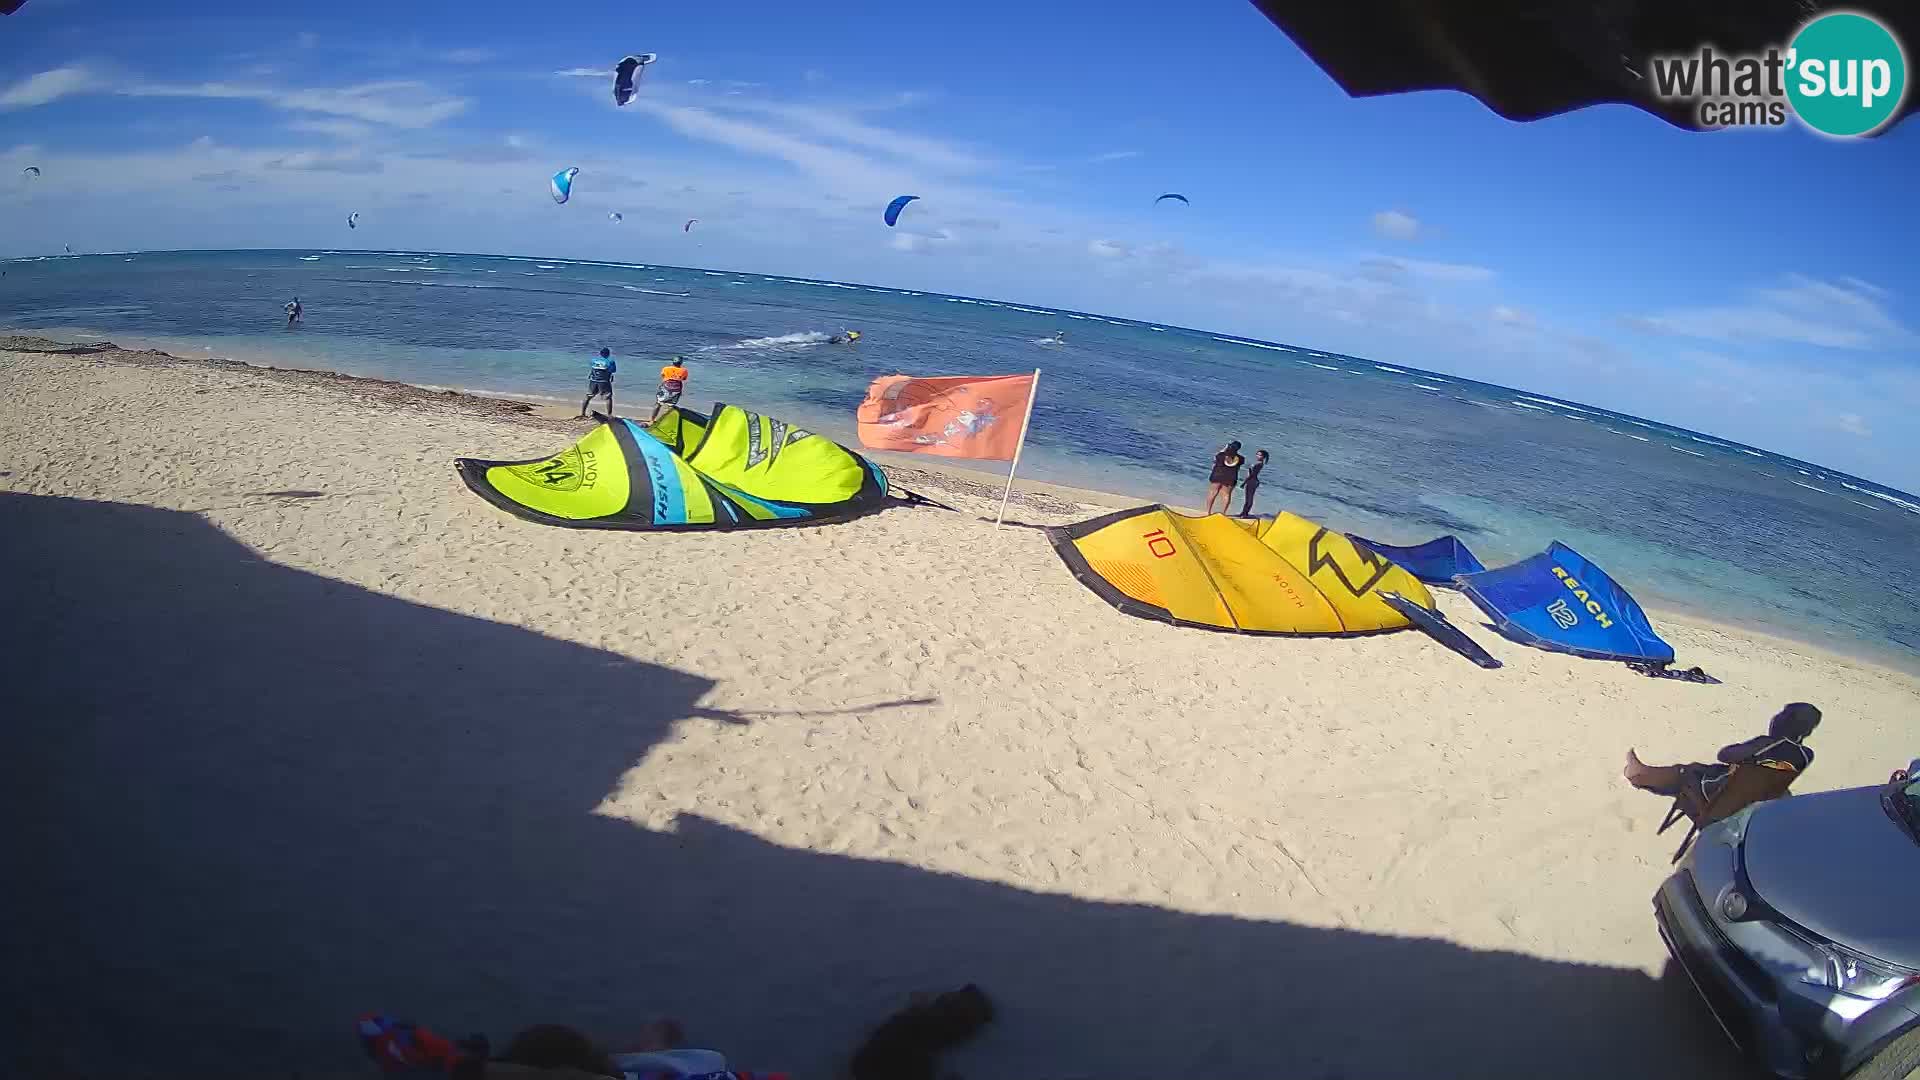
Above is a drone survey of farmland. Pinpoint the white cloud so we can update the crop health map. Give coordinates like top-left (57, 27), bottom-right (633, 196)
top-left (0, 66), bottom-right (95, 110)
top-left (1490, 304), bottom-right (1532, 326)
top-left (125, 80), bottom-right (468, 128)
top-left (891, 230), bottom-right (957, 254)
top-left (287, 118), bottom-right (374, 141)
top-left (1362, 254), bottom-right (1494, 283)
top-left (1626, 275), bottom-right (1911, 350)
top-left (628, 100), bottom-right (899, 190)
top-left (1832, 412), bottom-right (1872, 437)
top-left (1371, 209), bottom-right (1421, 241)
top-left (555, 68), bottom-right (605, 79)
top-left (266, 149), bottom-right (383, 174)
top-left (712, 98), bottom-right (990, 173)
top-left (1090, 150), bottom-right (1142, 163)
top-left (1089, 239), bottom-right (1129, 259)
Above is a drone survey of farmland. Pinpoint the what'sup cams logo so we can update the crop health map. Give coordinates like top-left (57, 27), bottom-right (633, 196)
top-left (1649, 10), bottom-right (1908, 136)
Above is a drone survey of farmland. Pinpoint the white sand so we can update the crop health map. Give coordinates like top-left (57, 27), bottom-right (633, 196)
top-left (3, 341), bottom-right (1916, 1078)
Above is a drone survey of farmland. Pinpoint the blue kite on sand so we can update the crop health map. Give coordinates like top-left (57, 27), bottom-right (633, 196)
top-left (1455, 541), bottom-right (1711, 681)
top-left (1349, 533), bottom-right (1485, 585)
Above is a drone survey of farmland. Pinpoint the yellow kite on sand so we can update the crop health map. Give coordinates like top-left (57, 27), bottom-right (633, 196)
top-left (1049, 506), bottom-right (1429, 633)
top-left (1048, 505), bottom-right (1501, 664)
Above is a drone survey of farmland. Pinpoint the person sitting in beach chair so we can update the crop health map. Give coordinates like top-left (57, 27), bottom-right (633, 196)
top-left (648, 356), bottom-right (689, 425)
top-left (1624, 701), bottom-right (1820, 861)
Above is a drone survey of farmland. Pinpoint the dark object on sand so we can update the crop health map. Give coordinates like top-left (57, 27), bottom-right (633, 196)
top-left (850, 984), bottom-right (994, 1080)
top-left (1250, 0), bottom-right (1920, 135)
top-left (1630, 660), bottom-right (1720, 684)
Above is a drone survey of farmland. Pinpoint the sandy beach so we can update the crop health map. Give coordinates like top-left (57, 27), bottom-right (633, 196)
top-left (4, 337), bottom-right (1917, 1078)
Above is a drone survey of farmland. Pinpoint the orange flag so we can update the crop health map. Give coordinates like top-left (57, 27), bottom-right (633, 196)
top-left (856, 372), bottom-right (1036, 460)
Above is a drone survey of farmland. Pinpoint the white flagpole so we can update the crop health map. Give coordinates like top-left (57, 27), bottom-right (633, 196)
top-left (994, 368), bottom-right (1041, 526)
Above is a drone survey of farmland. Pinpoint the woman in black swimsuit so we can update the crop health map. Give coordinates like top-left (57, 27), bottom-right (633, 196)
top-left (1205, 440), bottom-right (1243, 515)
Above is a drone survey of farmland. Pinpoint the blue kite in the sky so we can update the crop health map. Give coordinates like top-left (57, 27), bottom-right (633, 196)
top-left (883, 194), bottom-right (919, 227)
top-left (551, 167), bottom-right (579, 205)
top-left (1154, 192), bottom-right (1189, 205)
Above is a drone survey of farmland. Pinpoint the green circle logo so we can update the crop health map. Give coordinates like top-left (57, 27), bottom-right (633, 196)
top-left (1786, 12), bottom-right (1908, 137)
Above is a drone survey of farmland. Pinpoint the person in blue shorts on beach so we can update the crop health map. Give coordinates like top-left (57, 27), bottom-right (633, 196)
top-left (578, 347), bottom-right (616, 419)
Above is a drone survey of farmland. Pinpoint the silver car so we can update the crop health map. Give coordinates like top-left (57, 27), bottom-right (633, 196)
top-left (1654, 765), bottom-right (1920, 1079)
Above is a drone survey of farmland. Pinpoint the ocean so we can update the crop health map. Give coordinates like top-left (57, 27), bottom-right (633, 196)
top-left (6, 248), bottom-right (1919, 670)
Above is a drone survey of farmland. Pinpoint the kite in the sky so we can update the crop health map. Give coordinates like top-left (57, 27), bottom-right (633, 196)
top-left (347, 211), bottom-right (359, 229)
top-left (883, 195), bottom-right (919, 227)
top-left (551, 167), bottom-right (579, 204)
top-left (684, 218), bottom-right (698, 232)
top-left (21, 166), bottom-right (40, 178)
top-left (608, 211), bottom-right (623, 223)
top-left (613, 54), bottom-right (657, 106)
top-left (1154, 193), bottom-right (1188, 205)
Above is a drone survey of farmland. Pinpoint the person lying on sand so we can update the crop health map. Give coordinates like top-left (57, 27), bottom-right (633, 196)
top-left (1624, 701), bottom-right (1820, 805)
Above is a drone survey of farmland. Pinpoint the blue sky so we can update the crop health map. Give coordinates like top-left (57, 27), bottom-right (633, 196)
top-left (4, 0), bottom-right (1919, 488)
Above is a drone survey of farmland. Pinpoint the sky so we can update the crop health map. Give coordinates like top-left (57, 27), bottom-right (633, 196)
top-left (2, 0), bottom-right (1918, 490)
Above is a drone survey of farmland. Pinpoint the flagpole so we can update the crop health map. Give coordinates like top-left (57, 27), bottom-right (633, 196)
top-left (994, 368), bottom-right (1040, 526)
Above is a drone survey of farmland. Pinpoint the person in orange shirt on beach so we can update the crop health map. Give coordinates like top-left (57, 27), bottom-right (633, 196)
top-left (648, 356), bottom-right (690, 424)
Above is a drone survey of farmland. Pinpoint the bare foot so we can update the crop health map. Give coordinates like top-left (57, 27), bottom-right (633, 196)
top-left (1624, 749), bottom-right (1647, 783)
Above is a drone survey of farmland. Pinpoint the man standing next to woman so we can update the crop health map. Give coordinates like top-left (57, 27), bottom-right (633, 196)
top-left (1239, 449), bottom-right (1269, 517)
top-left (1204, 441), bottom-right (1244, 515)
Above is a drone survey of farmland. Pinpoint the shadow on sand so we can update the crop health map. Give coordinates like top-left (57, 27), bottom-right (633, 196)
top-left (0, 493), bottom-right (1743, 1079)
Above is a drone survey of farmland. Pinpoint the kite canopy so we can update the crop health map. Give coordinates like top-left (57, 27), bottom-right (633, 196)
top-left (551, 167), bottom-right (579, 205)
top-left (455, 405), bottom-right (889, 531)
top-left (1154, 193), bottom-right (1189, 205)
top-left (1456, 542), bottom-right (1675, 663)
top-left (1349, 533), bottom-right (1485, 585)
top-left (1049, 506), bottom-right (1437, 636)
top-left (1250, 0), bottom-right (1919, 135)
top-left (613, 54), bottom-right (655, 106)
top-left (347, 211), bottom-right (359, 230)
top-left (883, 194), bottom-right (919, 227)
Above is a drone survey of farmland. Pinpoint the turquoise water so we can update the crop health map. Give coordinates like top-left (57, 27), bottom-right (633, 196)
top-left (6, 248), bottom-right (1919, 669)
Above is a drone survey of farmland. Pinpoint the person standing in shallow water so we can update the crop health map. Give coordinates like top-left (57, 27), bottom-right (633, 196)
top-left (1239, 449), bottom-right (1269, 517)
top-left (1205, 440), bottom-right (1244, 515)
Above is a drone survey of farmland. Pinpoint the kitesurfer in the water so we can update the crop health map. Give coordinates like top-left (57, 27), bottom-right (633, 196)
top-left (829, 329), bottom-right (863, 345)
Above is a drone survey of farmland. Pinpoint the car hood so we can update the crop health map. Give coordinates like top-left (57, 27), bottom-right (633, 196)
top-left (1743, 785), bottom-right (1920, 966)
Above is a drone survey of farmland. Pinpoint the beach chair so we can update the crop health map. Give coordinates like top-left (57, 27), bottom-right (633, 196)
top-left (1658, 761), bottom-right (1802, 863)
